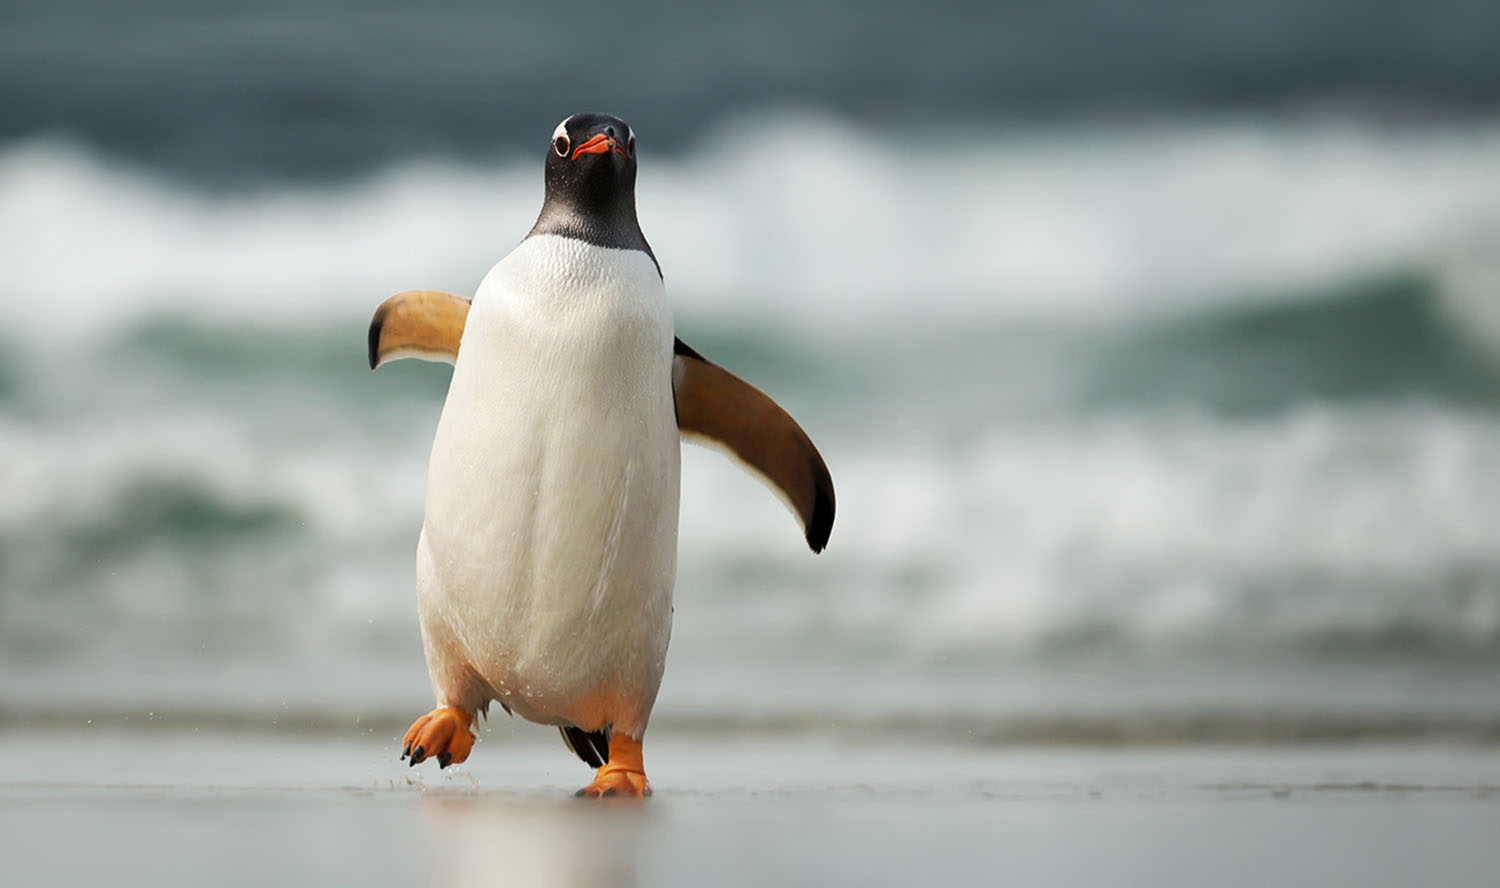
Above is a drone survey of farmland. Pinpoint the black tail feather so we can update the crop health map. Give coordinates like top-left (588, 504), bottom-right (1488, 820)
top-left (559, 725), bottom-right (610, 768)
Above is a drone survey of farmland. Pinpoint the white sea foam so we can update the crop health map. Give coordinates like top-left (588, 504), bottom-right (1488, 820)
top-left (5, 112), bottom-right (1500, 341)
top-left (676, 405), bottom-right (1500, 656)
top-left (13, 394), bottom-right (1494, 664)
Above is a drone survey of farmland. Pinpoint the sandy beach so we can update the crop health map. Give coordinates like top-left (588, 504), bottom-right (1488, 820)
top-left (3, 722), bottom-right (1497, 887)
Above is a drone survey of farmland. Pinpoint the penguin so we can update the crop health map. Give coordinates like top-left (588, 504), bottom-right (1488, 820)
top-left (367, 112), bottom-right (834, 797)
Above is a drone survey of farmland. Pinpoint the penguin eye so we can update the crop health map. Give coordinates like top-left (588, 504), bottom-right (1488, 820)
top-left (626, 135), bottom-right (635, 157)
top-left (553, 134), bottom-right (570, 157)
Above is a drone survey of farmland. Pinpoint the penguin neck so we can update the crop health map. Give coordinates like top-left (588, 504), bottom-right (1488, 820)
top-left (526, 191), bottom-right (661, 278)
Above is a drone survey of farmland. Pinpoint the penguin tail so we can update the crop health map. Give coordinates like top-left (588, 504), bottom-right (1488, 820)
top-left (559, 725), bottom-right (611, 768)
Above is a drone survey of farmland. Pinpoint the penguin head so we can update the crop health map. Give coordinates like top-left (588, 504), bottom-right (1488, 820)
top-left (528, 112), bottom-right (657, 270)
top-left (542, 112), bottom-right (638, 215)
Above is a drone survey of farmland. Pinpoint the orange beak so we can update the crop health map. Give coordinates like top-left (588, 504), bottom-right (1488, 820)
top-left (571, 132), bottom-right (626, 159)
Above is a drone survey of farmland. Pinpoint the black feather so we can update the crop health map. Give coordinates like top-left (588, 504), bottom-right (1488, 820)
top-left (806, 468), bottom-right (835, 553)
top-left (366, 314), bottom-right (384, 370)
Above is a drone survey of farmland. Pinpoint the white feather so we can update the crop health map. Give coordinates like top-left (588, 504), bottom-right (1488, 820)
top-left (415, 235), bottom-right (679, 738)
top-left (374, 346), bottom-right (457, 368)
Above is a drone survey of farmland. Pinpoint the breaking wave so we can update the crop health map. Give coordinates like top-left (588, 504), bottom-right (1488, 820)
top-left (5, 112), bottom-right (1500, 341)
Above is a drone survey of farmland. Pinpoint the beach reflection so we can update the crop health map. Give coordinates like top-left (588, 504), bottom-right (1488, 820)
top-left (419, 794), bottom-right (646, 888)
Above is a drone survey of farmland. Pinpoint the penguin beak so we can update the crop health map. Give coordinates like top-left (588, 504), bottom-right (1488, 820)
top-left (571, 133), bottom-right (625, 159)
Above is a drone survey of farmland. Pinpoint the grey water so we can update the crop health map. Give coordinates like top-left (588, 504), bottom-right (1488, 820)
top-left (2, 0), bottom-right (1499, 736)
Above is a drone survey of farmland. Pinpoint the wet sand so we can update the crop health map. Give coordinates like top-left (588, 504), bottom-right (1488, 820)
top-left (2, 724), bottom-right (1497, 887)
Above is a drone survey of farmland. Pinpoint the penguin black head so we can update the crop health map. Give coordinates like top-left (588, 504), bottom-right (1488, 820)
top-left (528, 112), bottom-right (657, 271)
top-left (543, 112), bottom-right (636, 211)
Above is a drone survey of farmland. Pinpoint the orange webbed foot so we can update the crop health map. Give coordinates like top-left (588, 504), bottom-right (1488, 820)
top-left (576, 766), bottom-right (651, 798)
top-left (575, 732), bottom-right (651, 799)
top-left (401, 706), bottom-right (474, 768)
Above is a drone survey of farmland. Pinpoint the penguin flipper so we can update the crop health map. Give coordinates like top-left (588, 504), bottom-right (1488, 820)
top-left (367, 289), bottom-right (471, 369)
top-left (672, 338), bottom-right (835, 553)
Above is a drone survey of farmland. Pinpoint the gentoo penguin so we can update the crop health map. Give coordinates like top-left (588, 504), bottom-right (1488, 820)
top-left (367, 113), bottom-right (834, 797)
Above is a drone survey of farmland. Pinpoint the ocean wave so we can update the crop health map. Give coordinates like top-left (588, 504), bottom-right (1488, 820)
top-left (3, 272), bottom-right (1491, 426)
top-left (8, 399), bottom-right (1495, 670)
top-left (674, 403), bottom-right (1500, 666)
top-left (1080, 273), bottom-right (1500, 411)
top-left (5, 113), bottom-right (1500, 342)
top-left (5, 111), bottom-right (1500, 711)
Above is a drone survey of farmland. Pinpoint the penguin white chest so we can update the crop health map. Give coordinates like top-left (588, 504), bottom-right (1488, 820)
top-left (416, 235), bottom-right (679, 734)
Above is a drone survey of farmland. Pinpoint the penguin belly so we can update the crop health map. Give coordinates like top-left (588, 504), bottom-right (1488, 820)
top-left (415, 235), bottom-right (679, 739)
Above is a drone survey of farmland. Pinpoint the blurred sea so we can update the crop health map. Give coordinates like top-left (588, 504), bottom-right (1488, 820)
top-left (2, 1), bottom-right (1500, 738)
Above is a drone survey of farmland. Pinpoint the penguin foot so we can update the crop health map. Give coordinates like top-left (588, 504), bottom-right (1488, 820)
top-left (576, 765), bottom-right (651, 798)
top-left (575, 733), bottom-right (651, 798)
top-left (401, 706), bottom-right (474, 768)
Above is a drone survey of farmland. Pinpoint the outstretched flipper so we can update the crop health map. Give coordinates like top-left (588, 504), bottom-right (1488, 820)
top-left (368, 289), bottom-right (470, 369)
top-left (367, 291), bottom-right (834, 551)
top-left (672, 338), bottom-right (835, 553)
